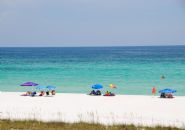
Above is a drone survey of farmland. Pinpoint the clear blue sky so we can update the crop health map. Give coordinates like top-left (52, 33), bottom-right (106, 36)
top-left (0, 0), bottom-right (185, 47)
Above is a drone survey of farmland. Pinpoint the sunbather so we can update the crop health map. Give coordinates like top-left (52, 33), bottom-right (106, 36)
top-left (166, 93), bottom-right (173, 98)
top-left (160, 93), bottom-right (166, 98)
top-left (104, 91), bottom-right (115, 96)
top-left (21, 91), bottom-right (31, 96)
top-left (89, 90), bottom-right (96, 95)
top-left (105, 91), bottom-right (109, 95)
top-left (39, 91), bottom-right (45, 96)
top-left (96, 90), bottom-right (101, 95)
top-left (46, 91), bottom-right (50, 96)
top-left (110, 92), bottom-right (115, 96)
top-left (51, 90), bottom-right (56, 95)
top-left (31, 91), bottom-right (37, 97)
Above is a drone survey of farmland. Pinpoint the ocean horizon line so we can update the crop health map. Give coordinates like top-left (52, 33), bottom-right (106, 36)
top-left (0, 44), bottom-right (185, 48)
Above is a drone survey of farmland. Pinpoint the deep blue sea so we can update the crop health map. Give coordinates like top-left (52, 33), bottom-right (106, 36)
top-left (0, 46), bottom-right (185, 95)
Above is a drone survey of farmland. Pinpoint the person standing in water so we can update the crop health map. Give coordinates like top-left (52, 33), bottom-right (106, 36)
top-left (152, 87), bottom-right (157, 96)
top-left (160, 75), bottom-right (165, 80)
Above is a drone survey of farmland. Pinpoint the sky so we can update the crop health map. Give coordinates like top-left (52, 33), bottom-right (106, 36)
top-left (0, 0), bottom-right (185, 47)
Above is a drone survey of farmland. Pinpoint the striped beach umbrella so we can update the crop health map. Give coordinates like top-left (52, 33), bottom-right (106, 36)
top-left (109, 84), bottom-right (117, 89)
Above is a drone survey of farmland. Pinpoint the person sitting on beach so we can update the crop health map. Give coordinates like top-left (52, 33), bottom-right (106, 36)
top-left (96, 90), bottom-right (101, 95)
top-left (104, 91), bottom-right (115, 96)
top-left (105, 91), bottom-right (108, 94)
top-left (160, 93), bottom-right (166, 98)
top-left (166, 93), bottom-right (173, 98)
top-left (39, 91), bottom-right (45, 96)
top-left (169, 93), bottom-right (173, 98)
top-left (31, 91), bottom-right (37, 97)
top-left (89, 90), bottom-right (96, 95)
top-left (46, 91), bottom-right (50, 96)
top-left (109, 92), bottom-right (115, 96)
top-left (104, 91), bottom-right (109, 95)
top-left (108, 91), bottom-right (115, 96)
top-left (21, 91), bottom-right (31, 96)
top-left (51, 90), bottom-right (56, 95)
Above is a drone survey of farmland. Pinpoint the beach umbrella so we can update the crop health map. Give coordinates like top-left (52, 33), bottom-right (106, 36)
top-left (46, 85), bottom-right (56, 91)
top-left (109, 84), bottom-right (117, 89)
top-left (20, 82), bottom-right (39, 92)
top-left (36, 86), bottom-right (47, 91)
top-left (159, 88), bottom-right (177, 94)
top-left (92, 84), bottom-right (103, 89)
top-left (20, 82), bottom-right (38, 86)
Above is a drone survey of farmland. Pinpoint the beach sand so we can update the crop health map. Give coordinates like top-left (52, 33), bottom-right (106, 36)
top-left (0, 92), bottom-right (185, 128)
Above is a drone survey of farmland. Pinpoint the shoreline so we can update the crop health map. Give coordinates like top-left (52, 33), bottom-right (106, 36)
top-left (0, 92), bottom-right (185, 128)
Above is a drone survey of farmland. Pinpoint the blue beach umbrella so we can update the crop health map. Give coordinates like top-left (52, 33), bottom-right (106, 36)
top-left (46, 85), bottom-right (56, 91)
top-left (159, 88), bottom-right (177, 94)
top-left (36, 86), bottom-right (47, 91)
top-left (91, 84), bottom-right (103, 89)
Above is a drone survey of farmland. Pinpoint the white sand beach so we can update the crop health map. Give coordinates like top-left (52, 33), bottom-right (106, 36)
top-left (0, 92), bottom-right (185, 128)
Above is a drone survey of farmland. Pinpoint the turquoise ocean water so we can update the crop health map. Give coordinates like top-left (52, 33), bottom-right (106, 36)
top-left (0, 46), bottom-right (185, 95)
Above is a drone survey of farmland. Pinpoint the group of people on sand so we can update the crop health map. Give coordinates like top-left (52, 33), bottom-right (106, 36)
top-left (21, 90), bottom-right (56, 97)
top-left (39, 90), bottom-right (56, 96)
top-left (104, 91), bottom-right (115, 96)
top-left (160, 92), bottom-right (173, 98)
top-left (89, 90), bottom-right (115, 96)
top-left (89, 90), bottom-right (101, 95)
top-left (150, 75), bottom-right (176, 98)
top-left (152, 87), bottom-right (174, 98)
